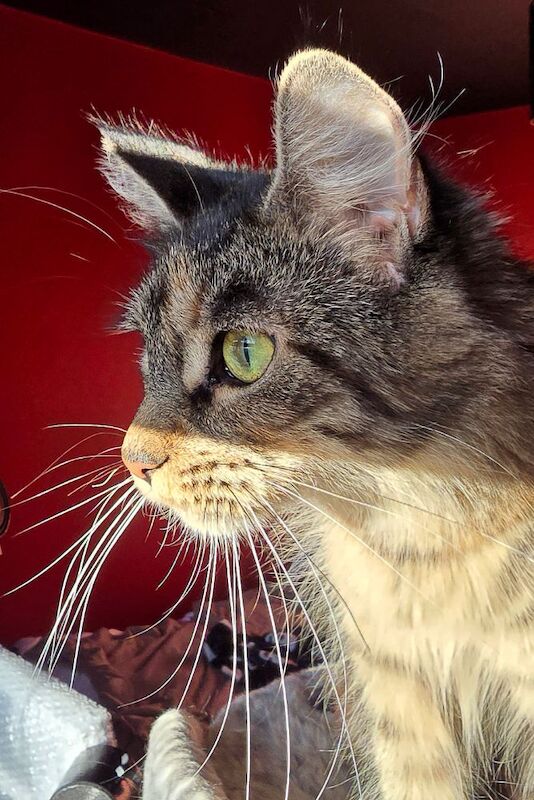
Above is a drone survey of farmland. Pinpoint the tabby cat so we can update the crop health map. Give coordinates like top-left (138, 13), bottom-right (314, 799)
top-left (95, 49), bottom-right (534, 800)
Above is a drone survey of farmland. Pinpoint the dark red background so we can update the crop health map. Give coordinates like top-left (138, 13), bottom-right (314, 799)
top-left (0, 5), bottom-right (533, 644)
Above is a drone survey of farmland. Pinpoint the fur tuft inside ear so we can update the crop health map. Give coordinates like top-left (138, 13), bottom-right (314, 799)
top-left (267, 49), bottom-right (426, 285)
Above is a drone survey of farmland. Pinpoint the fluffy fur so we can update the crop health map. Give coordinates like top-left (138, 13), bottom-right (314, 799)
top-left (94, 49), bottom-right (534, 800)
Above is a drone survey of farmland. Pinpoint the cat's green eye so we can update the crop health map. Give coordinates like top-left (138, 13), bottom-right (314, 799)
top-left (222, 330), bottom-right (274, 384)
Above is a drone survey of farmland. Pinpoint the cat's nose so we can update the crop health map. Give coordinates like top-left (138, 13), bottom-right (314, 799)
top-left (122, 456), bottom-right (165, 482)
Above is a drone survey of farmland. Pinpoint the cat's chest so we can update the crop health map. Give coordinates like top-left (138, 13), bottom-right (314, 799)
top-left (319, 516), bottom-right (532, 668)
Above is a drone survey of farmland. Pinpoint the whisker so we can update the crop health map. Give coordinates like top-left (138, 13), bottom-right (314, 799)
top-left (13, 477), bottom-right (133, 537)
top-left (412, 423), bottom-right (516, 478)
top-left (3, 482), bottom-right (132, 596)
top-left (192, 540), bottom-right (239, 777)
top-left (267, 557), bottom-right (293, 679)
top-left (232, 538), bottom-right (252, 800)
top-left (4, 459), bottom-right (122, 511)
top-left (155, 531), bottom-right (195, 590)
top-left (475, 532), bottom-right (534, 564)
top-left (249, 517), bottom-right (361, 800)
top-left (34, 486), bottom-right (139, 672)
top-left (144, 506), bottom-right (159, 540)
top-left (287, 477), bottom-right (461, 554)
top-left (119, 540), bottom-right (217, 707)
top-left (49, 530), bottom-right (92, 669)
top-left (46, 495), bottom-right (142, 680)
top-left (128, 543), bottom-right (205, 639)
top-left (65, 497), bottom-right (144, 685)
top-left (244, 523), bottom-right (291, 800)
top-left (8, 185), bottom-right (123, 227)
top-left (256, 493), bottom-right (370, 654)
top-left (155, 518), bottom-right (173, 556)
top-left (246, 501), bottom-right (362, 800)
top-left (270, 481), bottom-right (433, 605)
top-left (49, 486), bottom-right (123, 661)
top-left (233, 457), bottom-right (460, 527)
top-left (229, 486), bottom-right (294, 676)
top-left (175, 541), bottom-right (219, 709)
top-left (46, 423), bottom-right (126, 433)
top-left (12, 436), bottom-right (123, 499)
top-left (0, 188), bottom-right (118, 243)
top-left (258, 463), bottom-right (533, 566)
top-left (83, 465), bottom-right (123, 490)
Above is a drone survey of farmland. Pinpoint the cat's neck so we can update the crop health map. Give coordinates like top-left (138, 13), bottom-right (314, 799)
top-left (299, 470), bottom-right (534, 657)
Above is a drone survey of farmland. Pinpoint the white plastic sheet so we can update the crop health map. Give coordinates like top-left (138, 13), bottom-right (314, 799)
top-left (0, 646), bottom-right (110, 800)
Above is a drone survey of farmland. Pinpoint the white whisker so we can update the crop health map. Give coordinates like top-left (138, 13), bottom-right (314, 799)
top-left (3, 483), bottom-right (132, 596)
top-left (156, 535), bottom-right (195, 590)
top-left (193, 540), bottom-right (239, 777)
top-left (270, 481), bottom-right (432, 605)
top-left (36, 485), bottom-right (144, 669)
top-left (49, 531), bottom-right (92, 669)
top-left (128, 543), bottom-right (205, 638)
top-left (14, 477), bottom-right (133, 537)
top-left (413, 423), bottom-right (516, 478)
top-left (68, 463), bottom-right (124, 496)
top-left (119, 540), bottom-right (217, 707)
top-left (245, 523), bottom-right (291, 800)
top-left (12, 437), bottom-right (123, 499)
top-left (0, 188), bottom-right (117, 243)
top-left (247, 505), bottom-right (361, 800)
top-left (34, 486), bottom-right (140, 673)
top-left (233, 538), bottom-right (252, 800)
top-left (5, 460), bottom-right (122, 510)
top-left (46, 422), bottom-right (126, 433)
top-left (49, 485), bottom-right (124, 667)
top-left (287, 477), bottom-right (461, 553)
top-left (176, 541), bottom-right (219, 708)
top-left (8, 185), bottom-right (122, 227)
top-left (65, 497), bottom-right (144, 685)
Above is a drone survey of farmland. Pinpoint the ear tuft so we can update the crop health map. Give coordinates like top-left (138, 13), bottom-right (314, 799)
top-left (90, 114), bottom-right (236, 229)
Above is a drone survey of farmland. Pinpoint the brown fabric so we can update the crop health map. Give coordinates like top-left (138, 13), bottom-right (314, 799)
top-left (51, 590), bottom-right (283, 761)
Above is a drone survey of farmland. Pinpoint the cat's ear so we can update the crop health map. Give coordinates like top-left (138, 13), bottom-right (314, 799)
top-left (94, 120), bottom-right (237, 229)
top-left (267, 50), bottom-right (426, 284)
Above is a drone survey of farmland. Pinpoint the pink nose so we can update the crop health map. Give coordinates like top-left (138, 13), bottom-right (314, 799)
top-left (123, 458), bottom-right (162, 481)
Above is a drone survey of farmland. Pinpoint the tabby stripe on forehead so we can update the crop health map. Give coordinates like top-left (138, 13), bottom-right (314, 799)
top-left (294, 342), bottom-right (397, 419)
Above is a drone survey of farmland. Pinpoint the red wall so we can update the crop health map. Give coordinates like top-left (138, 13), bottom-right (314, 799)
top-left (0, 5), bottom-right (272, 643)
top-left (0, 5), bottom-right (533, 644)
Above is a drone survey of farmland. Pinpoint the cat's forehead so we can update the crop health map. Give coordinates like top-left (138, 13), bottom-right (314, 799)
top-left (166, 227), bottom-right (299, 332)
top-left (130, 219), bottom-right (358, 338)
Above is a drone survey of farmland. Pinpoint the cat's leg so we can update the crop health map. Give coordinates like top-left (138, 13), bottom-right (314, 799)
top-left (142, 709), bottom-right (228, 800)
top-left (360, 659), bottom-right (466, 800)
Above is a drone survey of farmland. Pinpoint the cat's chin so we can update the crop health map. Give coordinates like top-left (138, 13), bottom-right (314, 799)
top-left (130, 474), bottom-right (261, 541)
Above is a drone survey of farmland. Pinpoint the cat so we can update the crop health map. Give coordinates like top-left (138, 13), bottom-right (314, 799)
top-left (93, 49), bottom-right (534, 800)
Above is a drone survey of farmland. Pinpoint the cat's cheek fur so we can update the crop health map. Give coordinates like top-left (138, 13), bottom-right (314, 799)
top-left (122, 423), bottom-right (301, 540)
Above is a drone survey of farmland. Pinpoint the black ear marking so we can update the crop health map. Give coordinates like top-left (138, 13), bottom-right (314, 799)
top-left (116, 150), bottom-right (244, 220)
top-left (94, 118), bottom-right (257, 228)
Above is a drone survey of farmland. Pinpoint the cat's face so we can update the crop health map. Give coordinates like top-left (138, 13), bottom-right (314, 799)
top-left (119, 219), bottom-right (406, 536)
top-left (96, 50), bottom-right (518, 538)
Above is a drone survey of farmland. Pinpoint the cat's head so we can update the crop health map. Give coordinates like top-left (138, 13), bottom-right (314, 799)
top-left (95, 49), bottom-right (530, 539)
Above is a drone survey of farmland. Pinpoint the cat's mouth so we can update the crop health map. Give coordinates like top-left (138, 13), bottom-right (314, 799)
top-left (130, 459), bottom-right (274, 539)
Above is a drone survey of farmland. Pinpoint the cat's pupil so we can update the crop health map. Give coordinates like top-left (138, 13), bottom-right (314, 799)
top-left (242, 338), bottom-right (252, 367)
